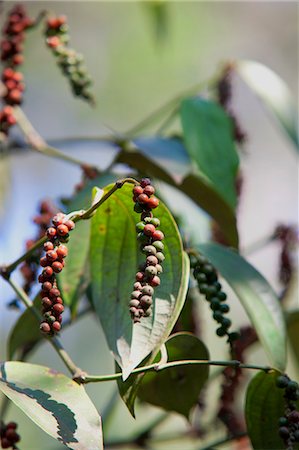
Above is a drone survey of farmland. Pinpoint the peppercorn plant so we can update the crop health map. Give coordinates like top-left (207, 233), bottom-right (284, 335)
top-left (0, 4), bottom-right (298, 450)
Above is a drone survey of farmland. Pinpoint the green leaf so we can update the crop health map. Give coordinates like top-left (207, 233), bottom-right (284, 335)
top-left (8, 295), bottom-right (41, 360)
top-left (58, 174), bottom-right (116, 317)
top-left (90, 182), bottom-right (189, 379)
top-left (180, 97), bottom-right (240, 208)
top-left (0, 361), bottom-right (103, 450)
top-left (117, 251), bottom-right (190, 416)
top-left (236, 60), bottom-right (299, 150)
top-left (286, 309), bottom-right (299, 367)
top-left (197, 242), bottom-right (286, 372)
top-left (137, 332), bottom-right (209, 418)
top-left (142, 0), bottom-right (169, 42)
top-left (245, 371), bottom-right (299, 450)
top-left (116, 145), bottom-right (238, 247)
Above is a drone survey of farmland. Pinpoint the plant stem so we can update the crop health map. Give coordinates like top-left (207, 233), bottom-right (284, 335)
top-left (78, 177), bottom-right (137, 220)
top-left (1, 178), bottom-right (138, 276)
top-left (13, 107), bottom-right (100, 169)
top-left (6, 278), bottom-right (80, 377)
top-left (155, 105), bottom-right (179, 136)
top-left (124, 76), bottom-right (217, 137)
top-left (82, 359), bottom-right (272, 384)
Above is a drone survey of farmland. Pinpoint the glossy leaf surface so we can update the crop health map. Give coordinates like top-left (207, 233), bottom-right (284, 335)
top-left (198, 242), bottom-right (286, 371)
top-left (245, 371), bottom-right (299, 450)
top-left (0, 361), bottom-right (103, 450)
top-left (90, 183), bottom-right (189, 379)
top-left (137, 333), bottom-right (209, 418)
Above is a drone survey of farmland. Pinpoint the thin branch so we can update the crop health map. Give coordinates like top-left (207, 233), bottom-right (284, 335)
top-left (81, 359), bottom-right (272, 384)
top-left (124, 76), bottom-right (218, 137)
top-left (6, 278), bottom-right (81, 377)
top-left (1, 178), bottom-right (138, 276)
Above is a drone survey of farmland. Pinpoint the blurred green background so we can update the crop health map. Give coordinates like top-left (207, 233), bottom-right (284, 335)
top-left (0, 1), bottom-right (297, 449)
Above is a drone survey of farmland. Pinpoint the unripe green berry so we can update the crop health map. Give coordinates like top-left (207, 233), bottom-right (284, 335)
top-left (217, 291), bottom-right (227, 301)
top-left (278, 417), bottom-right (288, 427)
top-left (152, 241), bottom-right (164, 251)
top-left (136, 222), bottom-right (145, 232)
top-left (156, 264), bottom-right (163, 274)
top-left (202, 264), bottom-right (215, 274)
top-left (150, 217), bottom-right (160, 227)
top-left (199, 283), bottom-right (209, 294)
top-left (216, 326), bottom-right (227, 337)
top-left (210, 299), bottom-right (221, 310)
top-left (220, 304), bottom-right (230, 313)
top-left (228, 331), bottom-right (240, 342)
top-left (140, 295), bottom-right (152, 308)
top-left (195, 272), bottom-right (207, 283)
top-left (145, 265), bottom-right (157, 276)
top-left (197, 255), bottom-right (207, 265)
top-left (213, 311), bottom-right (223, 322)
top-left (220, 318), bottom-right (231, 329)
top-left (276, 375), bottom-right (290, 389)
top-left (142, 285), bottom-right (154, 296)
top-left (143, 245), bottom-right (157, 255)
top-left (129, 299), bottom-right (140, 308)
top-left (156, 252), bottom-right (165, 262)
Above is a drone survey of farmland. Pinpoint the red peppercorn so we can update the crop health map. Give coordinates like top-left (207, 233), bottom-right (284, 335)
top-left (43, 241), bottom-right (54, 251)
top-left (140, 178), bottom-right (151, 187)
top-left (52, 213), bottom-right (65, 226)
top-left (43, 266), bottom-right (53, 277)
top-left (49, 287), bottom-right (60, 298)
top-left (56, 245), bottom-right (68, 258)
top-left (56, 224), bottom-right (69, 236)
top-left (147, 196), bottom-right (159, 209)
top-left (47, 227), bottom-right (57, 238)
top-left (143, 185), bottom-right (155, 196)
top-left (137, 193), bottom-right (149, 204)
top-left (52, 261), bottom-right (63, 273)
top-left (144, 224), bottom-right (156, 236)
top-left (152, 230), bottom-right (164, 241)
top-left (52, 321), bottom-right (61, 332)
top-left (55, 296), bottom-right (63, 304)
top-left (42, 281), bottom-right (52, 291)
top-left (53, 303), bottom-right (64, 314)
top-left (6, 422), bottom-right (17, 430)
top-left (136, 271), bottom-right (145, 281)
top-left (42, 297), bottom-right (52, 308)
top-left (64, 220), bottom-right (75, 231)
top-left (46, 250), bottom-right (58, 262)
top-left (133, 185), bottom-right (143, 196)
top-left (40, 322), bottom-right (51, 333)
top-left (39, 256), bottom-right (48, 267)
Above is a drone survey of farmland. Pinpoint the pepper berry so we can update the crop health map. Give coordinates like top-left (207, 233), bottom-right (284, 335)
top-left (129, 178), bottom-right (164, 323)
top-left (0, 421), bottom-right (21, 449)
top-left (276, 374), bottom-right (299, 448)
top-left (0, 5), bottom-right (34, 136)
top-left (44, 15), bottom-right (94, 104)
top-left (191, 252), bottom-right (239, 346)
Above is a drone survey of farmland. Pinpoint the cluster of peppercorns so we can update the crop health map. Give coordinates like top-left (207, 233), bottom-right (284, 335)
top-left (0, 422), bottom-right (20, 449)
top-left (129, 178), bottom-right (164, 323)
top-left (217, 65), bottom-right (246, 145)
top-left (276, 375), bottom-right (299, 449)
top-left (274, 224), bottom-right (298, 288)
top-left (218, 325), bottom-right (257, 434)
top-left (39, 213), bottom-right (75, 335)
top-left (0, 5), bottom-right (33, 135)
top-left (190, 254), bottom-right (239, 344)
top-left (16, 200), bottom-right (58, 297)
top-left (44, 15), bottom-right (94, 104)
